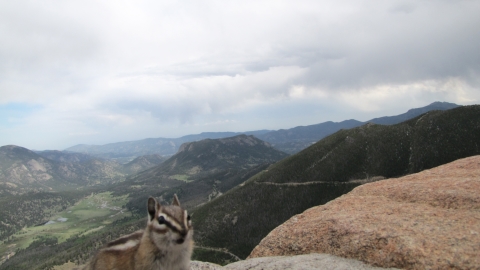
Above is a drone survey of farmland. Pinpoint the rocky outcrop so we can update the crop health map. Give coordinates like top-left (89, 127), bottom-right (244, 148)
top-left (223, 253), bottom-right (396, 270)
top-left (78, 255), bottom-right (392, 270)
top-left (190, 261), bottom-right (223, 270)
top-left (249, 155), bottom-right (480, 269)
top-left (191, 253), bottom-right (396, 270)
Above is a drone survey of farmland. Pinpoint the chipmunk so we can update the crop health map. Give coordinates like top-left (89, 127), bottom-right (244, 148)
top-left (83, 195), bottom-right (193, 270)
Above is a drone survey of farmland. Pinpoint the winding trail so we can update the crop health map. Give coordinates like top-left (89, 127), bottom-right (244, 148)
top-left (254, 178), bottom-right (381, 186)
top-left (195, 246), bottom-right (242, 262)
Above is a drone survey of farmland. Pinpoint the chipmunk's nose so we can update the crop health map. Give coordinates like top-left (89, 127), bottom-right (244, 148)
top-left (176, 230), bottom-right (187, 244)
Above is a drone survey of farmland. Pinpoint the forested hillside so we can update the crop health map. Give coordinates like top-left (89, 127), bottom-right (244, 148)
top-left (0, 215), bottom-right (144, 270)
top-left (135, 135), bottom-right (287, 182)
top-left (0, 191), bottom-right (85, 241)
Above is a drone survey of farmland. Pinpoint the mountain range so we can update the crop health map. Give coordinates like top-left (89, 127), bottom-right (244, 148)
top-left (0, 146), bottom-right (166, 195)
top-left (65, 101), bottom-right (459, 156)
top-left (65, 131), bottom-right (273, 162)
top-left (256, 101), bottom-right (460, 153)
top-left (0, 101), bottom-right (460, 197)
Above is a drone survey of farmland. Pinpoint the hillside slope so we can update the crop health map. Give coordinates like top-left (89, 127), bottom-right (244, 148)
top-left (35, 150), bottom-right (94, 163)
top-left (256, 119), bottom-right (363, 154)
top-left (121, 154), bottom-right (167, 175)
top-left (130, 135), bottom-right (288, 183)
top-left (191, 105), bottom-right (480, 264)
top-left (113, 135), bottom-right (288, 213)
top-left (0, 191), bottom-right (85, 241)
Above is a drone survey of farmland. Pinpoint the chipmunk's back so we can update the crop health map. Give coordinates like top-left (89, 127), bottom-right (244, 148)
top-left (83, 230), bottom-right (143, 270)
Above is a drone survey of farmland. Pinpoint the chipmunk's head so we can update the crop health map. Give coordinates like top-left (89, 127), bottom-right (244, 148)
top-left (147, 195), bottom-right (193, 248)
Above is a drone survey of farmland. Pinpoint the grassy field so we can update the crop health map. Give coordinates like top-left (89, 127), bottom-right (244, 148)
top-left (0, 192), bottom-right (131, 265)
top-left (171, 174), bottom-right (191, 182)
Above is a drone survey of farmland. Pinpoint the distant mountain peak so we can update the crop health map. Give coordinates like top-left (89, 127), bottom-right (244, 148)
top-left (1, 145), bottom-right (25, 150)
top-left (136, 135), bottom-right (288, 182)
top-left (218, 134), bottom-right (270, 147)
top-left (429, 101), bottom-right (458, 105)
top-left (178, 135), bottom-right (270, 154)
top-left (406, 101), bottom-right (459, 113)
top-left (0, 145), bottom-right (40, 158)
top-left (367, 101), bottom-right (460, 126)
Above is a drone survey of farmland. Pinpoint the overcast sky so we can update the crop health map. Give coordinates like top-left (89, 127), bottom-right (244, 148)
top-left (1, 0), bottom-right (479, 150)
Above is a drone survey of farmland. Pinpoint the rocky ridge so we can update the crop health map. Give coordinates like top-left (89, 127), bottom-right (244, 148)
top-left (249, 155), bottom-right (480, 269)
top-left (190, 253), bottom-right (396, 270)
top-left (223, 253), bottom-right (396, 270)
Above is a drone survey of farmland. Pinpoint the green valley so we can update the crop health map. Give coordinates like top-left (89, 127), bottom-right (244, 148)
top-left (0, 192), bottom-right (131, 266)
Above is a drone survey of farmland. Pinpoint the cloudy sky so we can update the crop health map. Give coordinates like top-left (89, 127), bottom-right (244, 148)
top-left (1, 0), bottom-right (479, 150)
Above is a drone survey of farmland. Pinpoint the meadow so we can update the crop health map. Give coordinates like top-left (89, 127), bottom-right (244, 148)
top-left (0, 192), bottom-right (131, 265)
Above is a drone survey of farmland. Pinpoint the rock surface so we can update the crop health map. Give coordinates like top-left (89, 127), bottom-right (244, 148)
top-left (249, 155), bottom-right (480, 269)
top-left (223, 253), bottom-right (396, 270)
top-left (190, 260), bottom-right (223, 270)
top-left (78, 256), bottom-right (388, 270)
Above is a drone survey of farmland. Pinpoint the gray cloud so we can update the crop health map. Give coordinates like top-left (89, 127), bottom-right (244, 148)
top-left (389, 2), bottom-right (416, 14)
top-left (0, 0), bottom-right (479, 149)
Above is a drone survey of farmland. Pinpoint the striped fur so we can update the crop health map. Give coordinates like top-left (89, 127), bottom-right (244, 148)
top-left (83, 195), bottom-right (193, 270)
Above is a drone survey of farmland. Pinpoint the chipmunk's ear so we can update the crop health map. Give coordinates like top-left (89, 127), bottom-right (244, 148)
top-left (172, 194), bottom-right (181, 207)
top-left (147, 197), bottom-right (158, 221)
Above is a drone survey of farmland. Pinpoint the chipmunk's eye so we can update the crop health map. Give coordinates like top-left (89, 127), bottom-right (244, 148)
top-left (187, 215), bottom-right (191, 221)
top-left (158, 216), bottom-right (166, 224)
